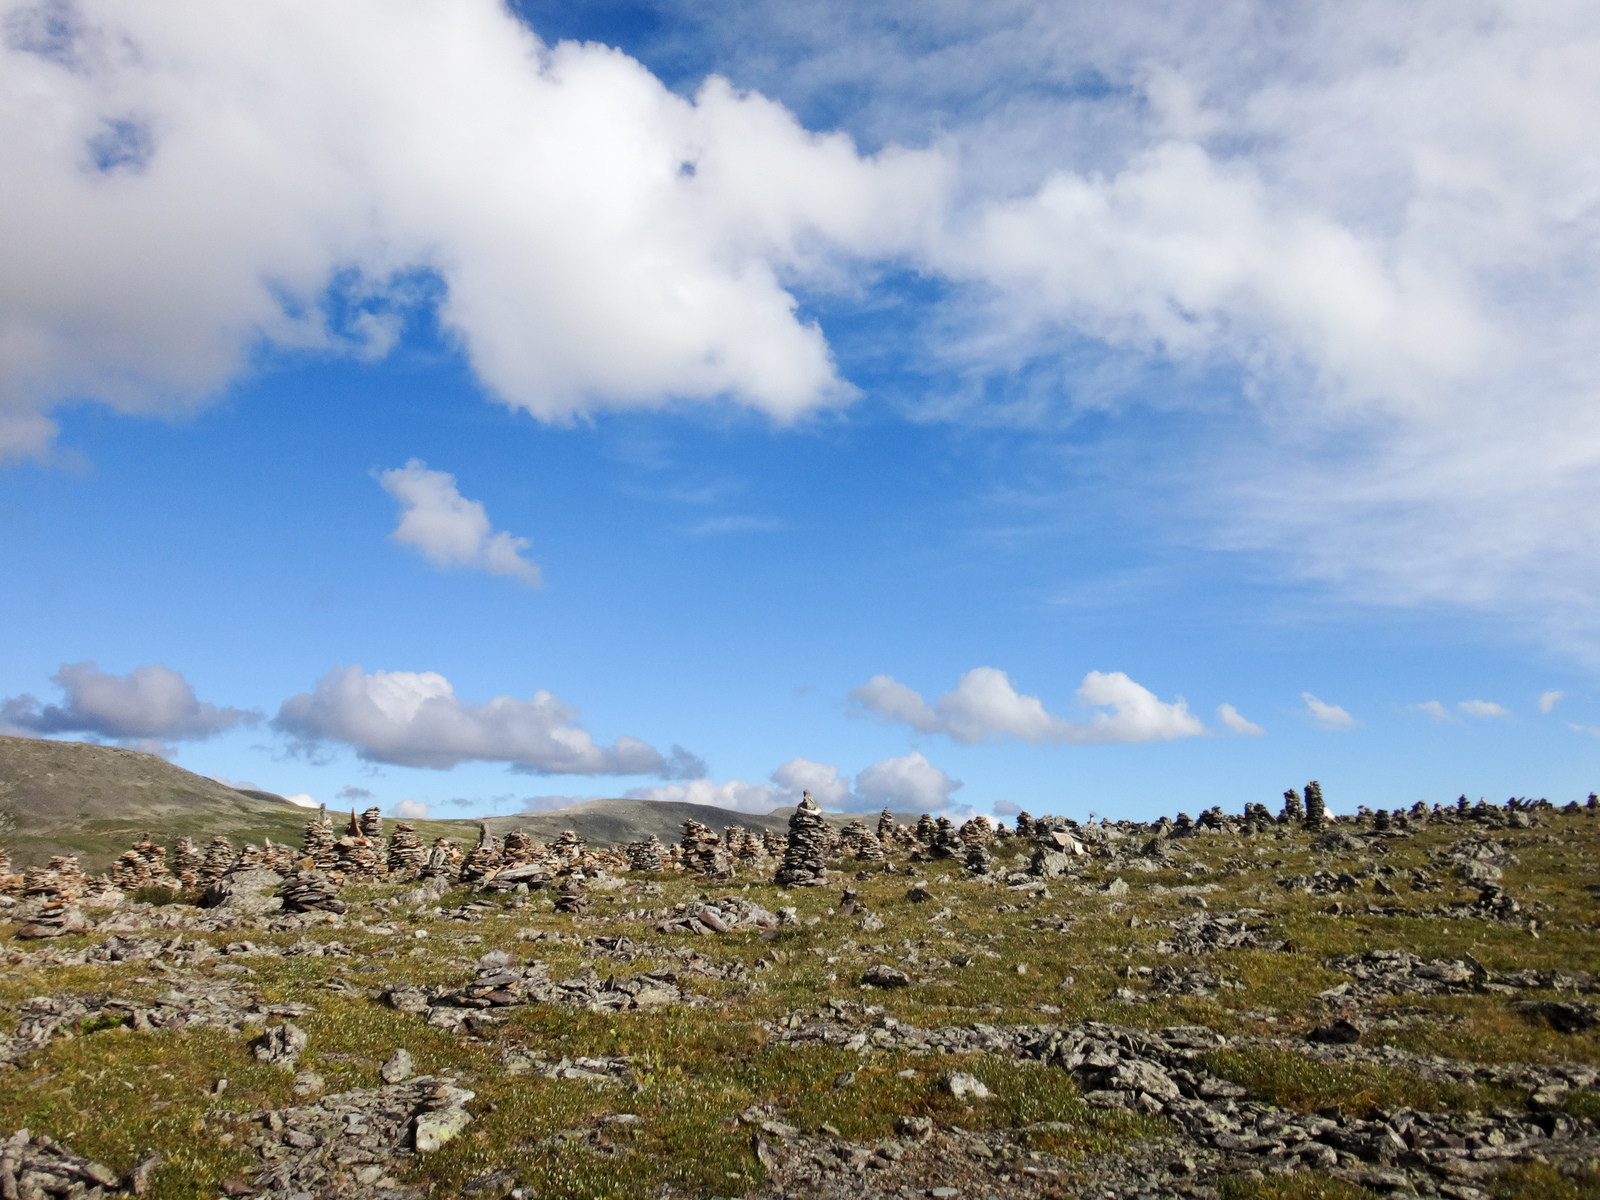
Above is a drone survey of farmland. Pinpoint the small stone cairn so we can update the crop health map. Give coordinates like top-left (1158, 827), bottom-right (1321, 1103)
top-left (334, 810), bottom-right (387, 880)
top-left (460, 824), bottom-right (503, 884)
top-left (627, 835), bottom-right (664, 872)
top-left (843, 818), bottom-right (885, 861)
top-left (775, 791), bottom-right (831, 887)
top-left (421, 838), bottom-right (461, 881)
top-left (109, 832), bottom-right (172, 891)
top-left (554, 875), bottom-right (588, 914)
top-left (681, 819), bottom-right (735, 880)
top-left (930, 817), bottom-right (962, 859)
top-left (877, 807), bottom-right (895, 842)
top-left (199, 835), bottom-right (235, 886)
top-left (387, 822), bottom-right (427, 877)
top-left (171, 836), bottom-right (204, 888)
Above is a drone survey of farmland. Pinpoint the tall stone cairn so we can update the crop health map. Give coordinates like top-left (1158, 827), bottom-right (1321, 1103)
top-left (26, 855), bottom-right (88, 899)
top-left (958, 818), bottom-right (993, 847)
top-left (877, 807), bottom-right (895, 842)
top-left (1279, 788), bottom-right (1304, 824)
top-left (775, 790), bottom-right (831, 887)
top-left (358, 807), bottom-right (385, 840)
top-left (199, 836), bottom-right (235, 886)
top-left (387, 822), bottom-right (426, 877)
top-left (964, 842), bottom-right (994, 875)
top-left (627, 834), bottom-right (665, 872)
top-left (460, 823), bottom-right (503, 883)
top-left (0, 842), bottom-right (13, 882)
top-left (302, 806), bottom-right (338, 868)
top-left (1303, 781), bottom-right (1327, 830)
top-left (682, 819), bottom-right (734, 879)
top-left (171, 836), bottom-right (204, 887)
top-left (1014, 810), bottom-right (1034, 837)
top-left (502, 830), bottom-right (538, 865)
top-left (334, 811), bottom-right (387, 880)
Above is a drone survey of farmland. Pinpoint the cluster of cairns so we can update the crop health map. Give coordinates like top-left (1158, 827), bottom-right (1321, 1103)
top-left (1, 785), bottom-right (1595, 941)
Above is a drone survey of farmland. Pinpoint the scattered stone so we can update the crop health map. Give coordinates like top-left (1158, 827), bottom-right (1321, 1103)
top-left (381, 1048), bottom-right (416, 1083)
top-left (253, 1022), bottom-right (308, 1069)
top-left (862, 964), bottom-right (911, 988)
top-left (942, 1071), bottom-right (990, 1100)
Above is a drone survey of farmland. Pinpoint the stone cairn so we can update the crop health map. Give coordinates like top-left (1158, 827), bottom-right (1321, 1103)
top-left (964, 840), bottom-right (994, 875)
top-left (261, 838), bottom-right (301, 875)
top-left (460, 824), bottom-right (503, 884)
top-left (387, 822), bottom-right (427, 877)
top-left (761, 829), bottom-right (786, 858)
top-left (109, 832), bottom-right (172, 891)
top-left (914, 813), bottom-right (937, 847)
top-left (199, 836), bottom-right (235, 886)
top-left (334, 810), bottom-right (388, 880)
top-left (842, 818), bottom-right (885, 862)
top-left (627, 835), bottom-right (665, 872)
top-left (1014, 810), bottom-right (1034, 837)
top-left (1304, 780), bottom-right (1327, 830)
top-left (302, 806), bottom-right (339, 869)
top-left (16, 856), bottom-right (90, 938)
top-left (1280, 788), bottom-right (1304, 823)
top-left (421, 838), bottom-right (461, 881)
top-left (501, 830), bottom-right (539, 866)
top-left (775, 791), bottom-right (831, 887)
top-left (680, 819), bottom-right (734, 880)
top-left (548, 831), bottom-right (587, 872)
top-left (554, 874), bottom-right (588, 914)
top-left (877, 807), bottom-right (895, 842)
top-left (731, 826), bottom-right (767, 869)
top-left (277, 871), bottom-right (346, 914)
top-left (929, 817), bottom-right (962, 859)
top-left (26, 855), bottom-right (88, 900)
top-left (958, 818), bottom-right (993, 847)
top-left (171, 836), bottom-right (204, 888)
top-left (358, 806), bottom-right (385, 839)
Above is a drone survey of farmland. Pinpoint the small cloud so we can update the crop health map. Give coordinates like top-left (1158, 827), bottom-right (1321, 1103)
top-left (282, 793), bottom-right (318, 809)
top-left (1539, 690), bottom-right (1563, 714)
top-left (393, 798), bottom-right (428, 819)
top-left (992, 800), bottom-right (1024, 816)
top-left (338, 785), bottom-right (374, 801)
top-left (448, 797), bottom-right (476, 808)
top-left (1216, 703), bottom-right (1263, 736)
top-left (3, 661), bottom-right (259, 746)
top-left (1569, 723), bottom-right (1600, 739)
top-left (1413, 700), bottom-right (1460, 724)
top-left (1302, 692), bottom-right (1361, 731)
top-left (1458, 700), bottom-right (1511, 719)
top-left (684, 515), bottom-right (786, 537)
top-left (376, 459), bottom-right (540, 586)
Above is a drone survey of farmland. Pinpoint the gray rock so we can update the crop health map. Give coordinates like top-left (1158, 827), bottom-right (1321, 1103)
top-left (253, 1021), bottom-right (308, 1068)
top-left (941, 1071), bottom-right (990, 1100)
top-left (382, 1048), bottom-right (416, 1083)
top-left (862, 964), bottom-right (910, 988)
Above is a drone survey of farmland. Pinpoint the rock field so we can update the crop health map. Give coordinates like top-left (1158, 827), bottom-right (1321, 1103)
top-left (0, 792), bottom-right (1597, 1200)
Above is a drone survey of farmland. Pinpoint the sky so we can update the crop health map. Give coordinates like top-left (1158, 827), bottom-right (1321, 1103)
top-left (2, 0), bottom-right (1598, 824)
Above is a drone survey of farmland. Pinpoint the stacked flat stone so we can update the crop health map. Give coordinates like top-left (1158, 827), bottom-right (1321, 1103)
top-left (1173, 813), bottom-right (1195, 837)
top-left (200, 836), bottom-right (236, 886)
top-left (667, 842), bottom-right (686, 870)
top-left (358, 807), bottom-right (385, 840)
top-left (843, 819), bottom-right (885, 861)
top-left (277, 871), bottom-right (347, 914)
top-left (302, 807), bottom-right (338, 868)
top-left (262, 838), bottom-right (301, 875)
top-left (958, 818), bottom-right (993, 847)
top-left (915, 814), bottom-right (937, 846)
top-left (421, 838), bottom-right (461, 881)
top-left (334, 811), bottom-right (388, 880)
top-left (774, 791), bottom-right (831, 887)
top-left (24, 856), bottom-right (88, 899)
top-left (0, 843), bottom-right (14, 889)
top-left (679, 820), bottom-right (734, 879)
top-left (877, 807), bottom-right (895, 842)
top-left (964, 842), bottom-right (994, 875)
top-left (1304, 781), bottom-right (1327, 830)
top-left (627, 835), bottom-right (664, 872)
top-left (388, 822), bottom-right (427, 877)
top-left (460, 825), bottom-right (503, 884)
top-left (110, 831), bottom-right (171, 890)
top-left (734, 830), bottom-right (767, 868)
top-left (172, 836), bottom-right (204, 887)
top-left (761, 829), bottom-right (786, 858)
top-left (502, 830), bottom-right (538, 864)
top-left (1373, 808), bottom-right (1392, 832)
top-left (1280, 788), bottom-right (1304, 823)
top-left (235, 843), bottom-right (267, 871)
top-left (14, 897), bottom-right (87, 939)
top-left (1015, 810), bottom-right (1034, 836)
top-left (930, 817), bottom-right (962, 859)
top-left (554, 876), bottom-right (588, 914)
top-left (549, 831), bottom-right (587, 872)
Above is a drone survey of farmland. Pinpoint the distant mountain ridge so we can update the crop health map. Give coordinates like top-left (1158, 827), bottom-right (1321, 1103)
top-left (0, 735), bottom-right (923, 871)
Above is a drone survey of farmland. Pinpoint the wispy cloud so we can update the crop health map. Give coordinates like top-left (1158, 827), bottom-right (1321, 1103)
top-left (1458, 700), bottom-right (1511, 720)
top-left (377, 460), bottom-right (540, 586)
top-left (1302, 692), bottom-right (1360, 731)
top-left (1539, 690), bottom-right (1564, 714)
top-left (1216, 703), bottom-right (1263, 736)
top-left (683, 515), bottom-right (787, 537)
top-left (1413, 700), bottom-right (1460, 724)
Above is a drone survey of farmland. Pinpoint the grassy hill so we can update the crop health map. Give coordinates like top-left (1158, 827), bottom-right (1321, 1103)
top-left (0, 736), bottom-right (918, 871)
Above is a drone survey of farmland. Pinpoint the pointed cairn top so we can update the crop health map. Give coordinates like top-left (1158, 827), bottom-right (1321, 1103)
top-left (348, 809), bottom-right (361, 837)
top-left (797, 789), bottom-right (823, 814)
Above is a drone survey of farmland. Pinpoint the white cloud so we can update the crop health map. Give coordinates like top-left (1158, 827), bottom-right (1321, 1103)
top-left (0, 0), bottom-right (946, 460)
top-left (1570, 724), bottom-right (1600, 740)
top-left (1539, 690), bottom-right (1564, 714)
top-left (273, 664), bottom-right (695, 776)
top-left (283, 793), bottom-right (319, 809)
top-left (853, 752), bottom-right (963, 812)
top-left (627, 751), bottom-right (961, 815)
top-left (1458, 700), bottom-right (1511, 720)
top-left (1413, 700), bottom-right (1459, 724)
top-left (992, 800), bottom-right (1023, 816)
top-left (1, 661), bottom-right (258, 747)
top-left (1216, 703), bottom-right (1263, 736)
top-left (393, 799), bottom-right (428, 819)
top-left (849, 666), bottom-right (1206, 745)
top-left (377, 460), bottom-right (539, 585)
top-left (1302, 692), bottom-right (1360, 731)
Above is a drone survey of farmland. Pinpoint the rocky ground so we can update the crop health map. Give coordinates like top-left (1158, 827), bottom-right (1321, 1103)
top-left (0, 797), bottom-right (1597, 1200)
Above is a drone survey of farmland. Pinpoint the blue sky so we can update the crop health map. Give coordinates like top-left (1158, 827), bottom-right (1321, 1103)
top-left (2, 0), bottom-right (1597, 822)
